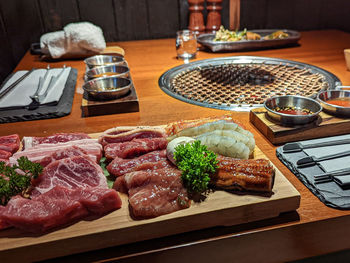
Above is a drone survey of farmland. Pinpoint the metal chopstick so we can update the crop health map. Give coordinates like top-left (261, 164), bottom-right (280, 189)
top-left (314, 168), bottom-right (350, 184)
top-left (0, 69), bottom-right (35, 99)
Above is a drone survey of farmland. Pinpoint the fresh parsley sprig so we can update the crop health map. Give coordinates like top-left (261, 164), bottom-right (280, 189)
top-left (174, 140), bottom-right (218, 195)
top-left (0, 157), bottom-right (43, 206)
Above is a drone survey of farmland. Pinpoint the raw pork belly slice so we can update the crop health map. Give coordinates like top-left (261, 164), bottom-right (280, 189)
top-left (104, 138), bottom-right (168, 160)
top-left (107, 150), bottom-right (167, 176)
top-left (0, 185), bottom-right (122, 233)
top-left (0, 134), bottom-right (20, 154)
top-left (121, 168), bottom-right (190, 218)
top-left (99, 126), bottom-right (166, 146)
top-left (22, 133), bottom-right (91, 149)
top-left (9, 139), bottom-right (102, 166)
top-left (38, 145), bottom-right (95, 167)
top-left (31, 155), bottom-right (108, 197)
top-left (0, 150), bottom-right (11, 160)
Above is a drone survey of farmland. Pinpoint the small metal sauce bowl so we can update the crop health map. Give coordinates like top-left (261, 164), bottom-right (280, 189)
top-left (317, 90), bottom-right (350, 117)
top-left (85, 65), bottom-right (130, 80)
top-left (82, 76), bottom-right (132, 100)
top-left (84, 55), bottom-right (126, 70)
top-left (264, 95), bottom-right (322, 125)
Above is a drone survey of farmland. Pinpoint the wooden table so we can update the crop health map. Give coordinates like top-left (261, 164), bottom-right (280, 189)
top-left (2, 30), bottom-right (350, 262)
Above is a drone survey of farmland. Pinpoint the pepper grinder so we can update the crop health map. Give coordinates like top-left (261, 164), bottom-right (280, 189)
top-left (188, 0), bottom-right (205, 35)
top-left (206, 0), bottom-right (222, 33)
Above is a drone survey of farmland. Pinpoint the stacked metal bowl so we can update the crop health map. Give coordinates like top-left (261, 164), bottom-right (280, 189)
top-left (83, 55), bottom-right (132, 100)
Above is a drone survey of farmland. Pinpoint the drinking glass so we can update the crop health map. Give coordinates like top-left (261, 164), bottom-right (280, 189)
top-left (176, 30), bottom-right (197, 60)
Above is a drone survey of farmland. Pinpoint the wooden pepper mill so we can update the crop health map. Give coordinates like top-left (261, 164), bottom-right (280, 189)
top-left (206, 0), bottom-right (222, 33)
top-left (188, 0), bottom-right (205, 35)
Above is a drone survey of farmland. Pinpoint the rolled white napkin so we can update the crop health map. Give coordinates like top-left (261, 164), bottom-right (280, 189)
top-left (40, 22), bottom-right (106, 59)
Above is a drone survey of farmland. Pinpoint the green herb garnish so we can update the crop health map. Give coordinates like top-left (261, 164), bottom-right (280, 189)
top-left (0, 157), bottom-right (43, 206)
top-left (174, 140), bottom-right (218, 195)
top-left (100, 157), bottom-right (114, 188)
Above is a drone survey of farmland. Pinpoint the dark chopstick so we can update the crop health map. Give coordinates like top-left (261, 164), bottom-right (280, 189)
top-left (0, 69), bottom-right (35, 99)
top-left (314, 168), bottom-right (350, 184)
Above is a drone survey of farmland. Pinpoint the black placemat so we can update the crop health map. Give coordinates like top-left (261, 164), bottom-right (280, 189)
top-left (277, 135), bottom-right (350, 209)
top-left (0, 68), bottom-right (77, 123)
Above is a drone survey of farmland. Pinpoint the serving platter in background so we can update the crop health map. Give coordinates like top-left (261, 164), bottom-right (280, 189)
top-left (0, 132), bottom-right (300, 262)
top-left (197, 29), bottom-right (301, 52)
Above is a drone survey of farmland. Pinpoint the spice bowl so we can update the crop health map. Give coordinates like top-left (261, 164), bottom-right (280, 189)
top-left (85, 65), bottom-right (130, 80)
top-left (84, 55), bottom-right (126, 70)
top-left (317, 90), bottom-right (350, 117)
top-left (82, 76), bottom-right (132, 100)
top-left (264, 95), bottom-right (322, 125)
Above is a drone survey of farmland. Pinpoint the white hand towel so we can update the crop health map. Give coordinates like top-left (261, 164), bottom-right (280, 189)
top-left (40, 22), bottom-right (106, 59)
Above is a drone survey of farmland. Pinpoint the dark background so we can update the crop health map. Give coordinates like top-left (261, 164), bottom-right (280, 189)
top-left (1, 0), bottom-right (350, 83)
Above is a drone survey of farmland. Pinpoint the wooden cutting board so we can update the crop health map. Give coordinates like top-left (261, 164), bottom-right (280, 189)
top-left (250, 107), bottom-right (350, 145)
top-left (0, 133), bottom-right (300, 262)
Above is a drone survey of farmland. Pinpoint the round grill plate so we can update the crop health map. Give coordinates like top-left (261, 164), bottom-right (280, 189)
top-left (158, 56), bottom-right (341, 111)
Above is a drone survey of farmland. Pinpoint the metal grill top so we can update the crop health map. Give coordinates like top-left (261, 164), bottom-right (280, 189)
top-left (158, 56), bottom-right (341, 111)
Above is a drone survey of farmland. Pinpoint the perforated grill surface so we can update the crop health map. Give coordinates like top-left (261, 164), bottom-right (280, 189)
top-left (159, 56), bottom-right (341, 111)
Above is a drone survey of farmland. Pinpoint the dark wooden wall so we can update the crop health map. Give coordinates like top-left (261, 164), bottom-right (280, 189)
top-left (1, 0), bottom-right (350, 83)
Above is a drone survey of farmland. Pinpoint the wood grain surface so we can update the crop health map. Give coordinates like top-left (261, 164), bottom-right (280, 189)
top-left (250, 107), bottom-right (350, 144)
top-left (0, 137), bottom-right (300, 262)
top-left (2, 30), bottom-right (350, 262)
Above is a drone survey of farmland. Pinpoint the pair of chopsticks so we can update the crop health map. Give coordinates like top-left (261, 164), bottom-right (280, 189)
top-left (0, 68), bottom-right (36, 99)
top-left (314, 168), bottom-right (350, 184)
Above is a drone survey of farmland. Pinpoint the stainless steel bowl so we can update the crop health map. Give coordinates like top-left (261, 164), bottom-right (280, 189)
top-left (84, 55), bottom-right (126, 70)
top-left (264, 95), bottom-right (322, 125)
top-left (82, 76), bottom-right (132, 100)
top-left (317, 90), bottom-right (350, 117)
top-left (85, 65), bottom-right (130, 80)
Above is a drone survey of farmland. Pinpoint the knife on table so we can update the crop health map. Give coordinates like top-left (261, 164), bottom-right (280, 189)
top-left (283, 138), bottom-right (350, 153)
top-left (296, 150), bottom-right (350, 168)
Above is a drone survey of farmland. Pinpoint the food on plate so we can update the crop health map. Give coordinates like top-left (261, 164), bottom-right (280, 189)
top-left (325, 97), bottom-right (350, 107)
top-left (30, 155), bottom-right (108, 197)
top-left (166, 137), bottom-right (195, 165)
top-left (0, 156), bottom-right (43, 205)
top-left (104, 138), bottom-right (168, 160)
top-left (107, 150), bottom-right (167, 177)
top-left (22, 133), bottom-right (91, 149)
top-left (115, 167), bottom-right (190, 218)
top-left (264, 30), bottom-right (289, 40)
top-left (0, 133), bottom-right (122, 233)
top-left (1, 185), bottom-right (121, 233)
top-left (0, 149), bottom-right (12, 160)
top-left (273, 106), bottom-right (314, 115)
top-left (99, 126), bottom-right (166, 146)
top-left (174, 140), bottom-right (218, 195)
top-left (0, 134), bottom-right (20, 154)
top-left (165, 114), bottom-right (235, 136)
top-left (213, 26), bottom-right (289, 42)
top-left (168, 120), bottom-right (255, 159)
top-left (10, 139), bottom-right (102, 165)
top-left (212, 156), bottom-right (275, 192)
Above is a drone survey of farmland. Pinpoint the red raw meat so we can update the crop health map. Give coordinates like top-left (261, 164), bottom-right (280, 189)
top-left (99, 127), bottom-right (165, 146)
top-left (22, 133), bottom-right (91, 149)
top-left (104, 138), bottom-right (168, 160)
top-left (31, 155), bottom-right (108, 197)
top-left (38, 145), bottom-right (94, 167)
top-left (0, 150), bottom-right (11, 160)
top-left (0, 186), bottom-right (122, 233)
top-left (113, 159), bottom-right (173, 193)
top-left (10, 139), bottom-right (102, 166)
top-left (122, 168), bottom-right (190, 218)
top-left (0, 134), bottom-right (20, 154)
top-left (107, 150), bottom-right (167, 176)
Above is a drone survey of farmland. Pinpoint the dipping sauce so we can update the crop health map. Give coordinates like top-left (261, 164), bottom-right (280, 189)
top-left (326, 97), bottom-right (350, 107)
top-left (273, 106), bottom-right (313, 115)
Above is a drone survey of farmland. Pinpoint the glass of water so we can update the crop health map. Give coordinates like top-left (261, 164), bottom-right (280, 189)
top-left (176, 30), bottom-right (197, 60)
